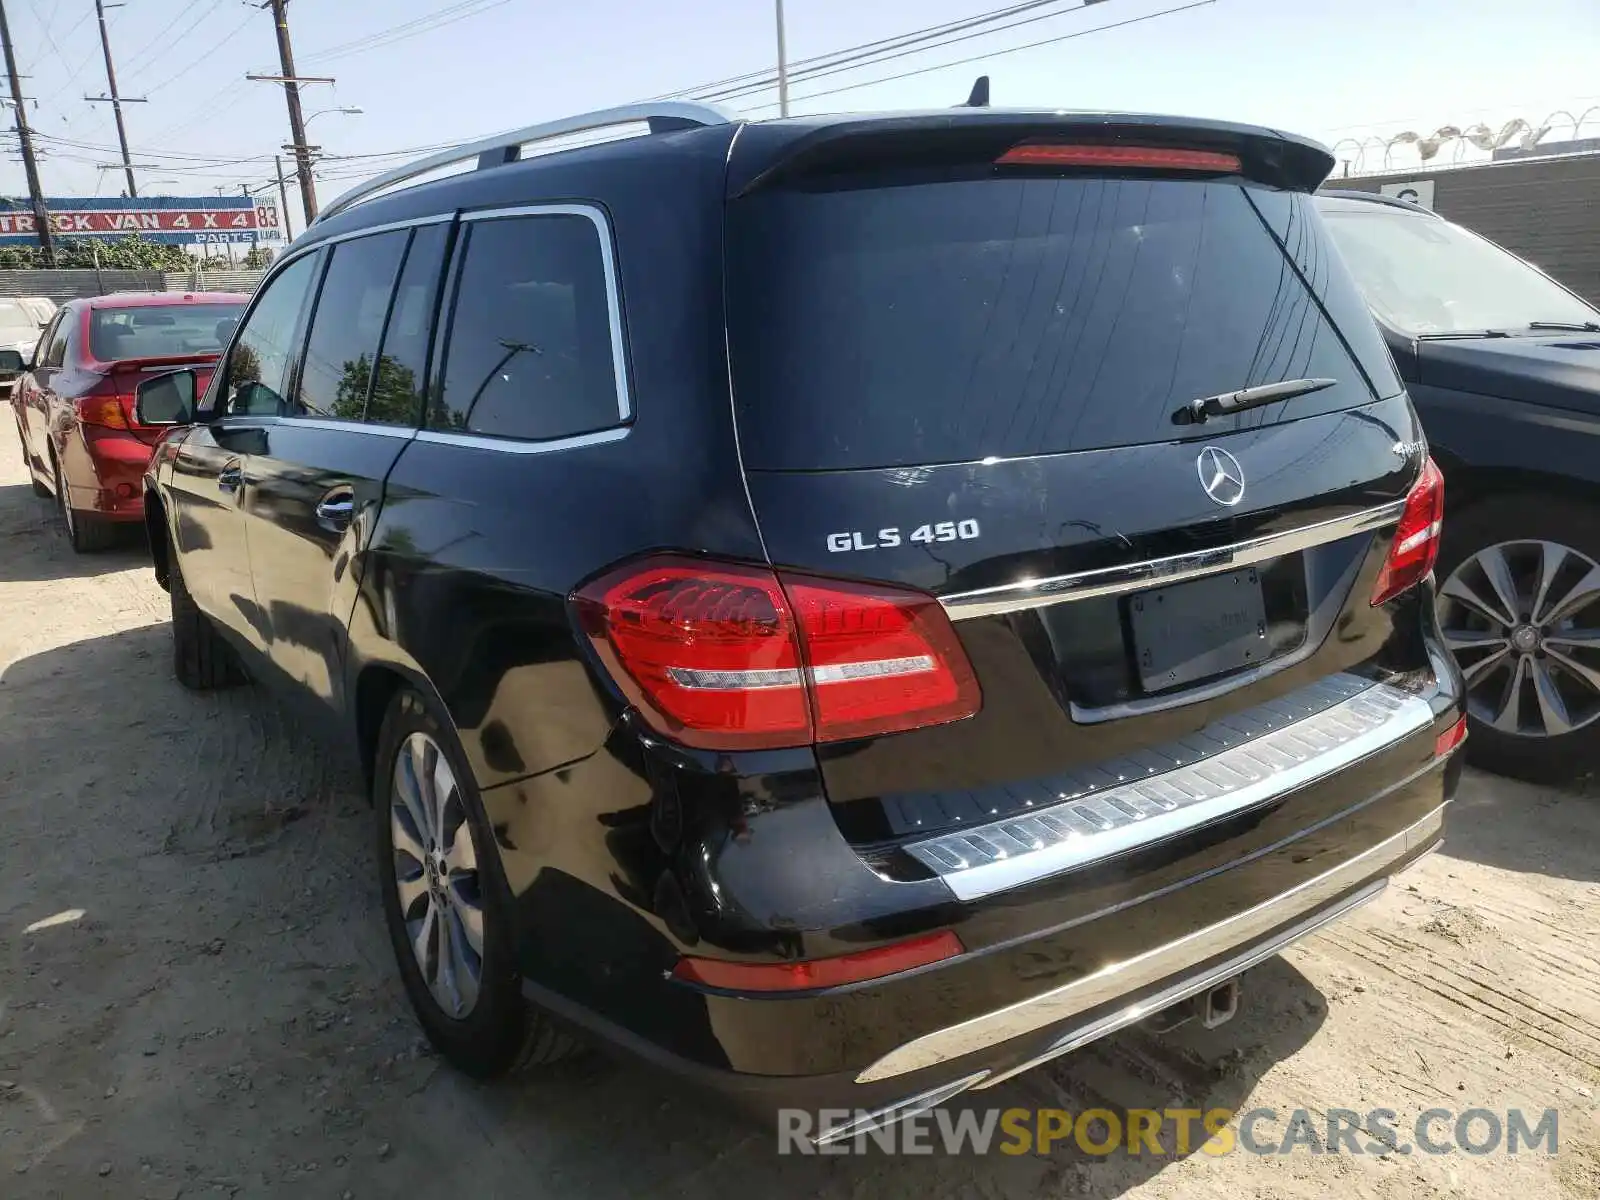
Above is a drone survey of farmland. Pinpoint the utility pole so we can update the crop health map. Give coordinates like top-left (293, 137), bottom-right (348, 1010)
top-left (774, 0), bottom-right (790, 117)
top-left (0, 0), bottom-right (53, 262)
top-left (263, 0), bottom-right (318, 226)
top-left (274, 153), bottom-right (293, 241)
top-left (91, 0), bottom-right (139, 197)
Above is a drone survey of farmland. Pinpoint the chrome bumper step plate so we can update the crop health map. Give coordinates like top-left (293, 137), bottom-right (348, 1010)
top-left (905, 674), bottom-right (1435, 901)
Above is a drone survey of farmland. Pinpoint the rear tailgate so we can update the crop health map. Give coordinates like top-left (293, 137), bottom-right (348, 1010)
top-left (724, 116), bottom-right (1430, 851)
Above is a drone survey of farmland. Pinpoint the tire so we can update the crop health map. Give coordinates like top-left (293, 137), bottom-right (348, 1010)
top-left (169, 555), bottom-right (245, 690)
top-left (1435, 495), bottom-right (1600, 782)
top-left (374, 687), bottom-right (580, 1078)
top-left (52, 452), bottom-right (117, 552)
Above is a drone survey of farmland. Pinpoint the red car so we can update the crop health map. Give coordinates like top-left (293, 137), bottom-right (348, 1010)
top-left (10, 292), bottom-right (245, 552)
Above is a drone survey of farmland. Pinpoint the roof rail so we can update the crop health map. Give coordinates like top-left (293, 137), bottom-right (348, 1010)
top-left (315, 100), bottom-right (737, 226)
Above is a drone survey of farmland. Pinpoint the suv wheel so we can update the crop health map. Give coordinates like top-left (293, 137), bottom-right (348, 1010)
top-left (375, 688), bottom-right (580, 1077)
top-left (1436, 497), bottom-right (1600, 781)
top-left (169, 556), bottom-right (245, 690)
top-left (52, 452), bottom-right (116, 552)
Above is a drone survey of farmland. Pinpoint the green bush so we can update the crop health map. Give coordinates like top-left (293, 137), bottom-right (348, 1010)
top-left (0, 234), bottom-right (195, 270)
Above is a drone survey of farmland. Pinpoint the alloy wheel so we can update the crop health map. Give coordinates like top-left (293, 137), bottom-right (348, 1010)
top-left (1437, 539), bottom-right (1600, 738)
top-left (390, 731), bottom-right (485, 1018)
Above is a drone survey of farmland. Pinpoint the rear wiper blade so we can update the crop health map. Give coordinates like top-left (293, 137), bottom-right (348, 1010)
top-left (1176, 377), bottom-right (1337, 425)
top-left (1527, 320), bottom-right (1600, 333)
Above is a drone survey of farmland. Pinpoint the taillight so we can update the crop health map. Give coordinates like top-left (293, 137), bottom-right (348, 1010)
top-left (672, 929), bottom-right (963, 992)
top-left (1434, 715), bottom-right (1467, 757)
top-left (784, 574), bottom-right (981, 742)
top-left (996, 142), bottom-right (1242, 173)
top-left (1371, 457), bottom-right (1444, 606)
top-left (572, 555), bottom-right (981, 750)
top-left (76, 395), bottom-right (129, 429)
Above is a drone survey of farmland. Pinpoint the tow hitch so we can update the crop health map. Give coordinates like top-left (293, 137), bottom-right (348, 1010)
top-left (1145, 977), bottom-right (1242, 1033)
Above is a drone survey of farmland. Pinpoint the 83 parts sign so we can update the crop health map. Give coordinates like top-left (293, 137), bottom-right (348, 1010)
top-left (0, 196), bottom-right (283, 246)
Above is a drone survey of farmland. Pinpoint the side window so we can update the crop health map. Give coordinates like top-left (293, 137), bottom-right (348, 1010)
top-left (220, 253), bottom-right (320, 417)
top-left (430, 211), bottom-right (623, 441)
top-left (43, 311), bottom-right (69, 368)
top-left (366, 223), bottom-right (449, 426)
top-left (33, 312), bottom-right (62, 369)
top-left (294, 231), bottom-right (409, 421)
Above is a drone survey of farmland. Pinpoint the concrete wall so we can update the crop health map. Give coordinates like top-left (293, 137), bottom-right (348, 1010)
top-left (1331, 153), bottom-right (1600, 306)
top-left (0, 268), bottom-right (264, 303)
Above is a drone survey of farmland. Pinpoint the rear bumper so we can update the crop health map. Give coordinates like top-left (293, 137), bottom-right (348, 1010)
top-left (61, 425), bottom-right (154, 519)
top-left (863, 791), bottom-right (1443, 1086)
top-left (508, 661), bottom-right (1462, 1099)
top-left (524, 785), bottom-right (1450, 1121)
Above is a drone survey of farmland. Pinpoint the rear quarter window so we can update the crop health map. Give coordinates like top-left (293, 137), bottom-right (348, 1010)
top-left (727, 177), bottom-right (1401, 471)
top-left (430, 210), bottom-right (625, 442)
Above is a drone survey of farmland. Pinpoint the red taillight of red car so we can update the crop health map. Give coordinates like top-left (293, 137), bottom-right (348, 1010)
top-left (572, 555), bottom-right (981, 750)
top-left (75, 394), bottom-right (130, 430)
top-left (1371, 457), bottom-right (1445, 606)
top-left (672, 929), bottom-right (964, 992)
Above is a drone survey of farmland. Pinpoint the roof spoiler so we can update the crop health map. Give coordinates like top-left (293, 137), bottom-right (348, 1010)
top-left (728, 111), bottom-right (1336, 197)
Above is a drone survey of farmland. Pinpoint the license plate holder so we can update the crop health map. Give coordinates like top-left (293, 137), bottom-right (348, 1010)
top-left (1129, 569), bottom-right (1268, 692)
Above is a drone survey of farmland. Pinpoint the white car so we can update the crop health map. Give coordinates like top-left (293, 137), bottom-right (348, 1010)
top-left (15, 295), bottom-right (56, 329)
top-left (0, 297), bottom-right (41, 393)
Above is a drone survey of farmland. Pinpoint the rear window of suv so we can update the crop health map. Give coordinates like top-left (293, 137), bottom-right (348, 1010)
top-left (726, 177), bottom-right (1401, 471)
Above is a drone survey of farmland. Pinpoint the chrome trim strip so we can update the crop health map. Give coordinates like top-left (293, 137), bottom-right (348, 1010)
top-left (459, 202), bottom-right (633, 424)
top-left (414, 425), bottom-right (629, 456)
top-left (971, 878), bottom-right (1387, 1090)
top-left (813, 1071), bottom-right (990, 1146)
top-left (906, 680), bottom-right (1433, 901)
top-left (858, 800), bottom-right (1447, 1084)
top-left (319, 213), bottom-right (456, 244)
top-left (940, 500), bottom-right (1406, 620)
top-left (317, 101), bottom-right (734, 224)
top-left (274, 416), bottom-right (416, 439)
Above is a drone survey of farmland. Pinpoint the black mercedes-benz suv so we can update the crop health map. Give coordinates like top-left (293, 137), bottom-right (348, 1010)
top-left (135, 102), bottom-right (1464, 1140)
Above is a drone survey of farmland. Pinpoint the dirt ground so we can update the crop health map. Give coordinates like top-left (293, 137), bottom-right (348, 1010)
top-left (1, 417), bottom-right (1598, 1200)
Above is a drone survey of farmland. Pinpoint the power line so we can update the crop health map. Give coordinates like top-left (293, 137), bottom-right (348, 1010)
top-left (745, 0), bottom-right (1215, 112)
top-left (297, 0), bottom-right (511, 65)
top-left (32, 6), bottom-right (104, 110)
top-left (34, 130), bottom-right (274, 163)
top-left (657, 0), bottom-right (1079, 104)
top-left (117, 0), bottom-right (203, 76)
top-left (142, 7), bottom-right (255, 98)
top-left (122, 0), bottom-right (228, 81)
top-left (695, 0), bottom-right (1114, 104)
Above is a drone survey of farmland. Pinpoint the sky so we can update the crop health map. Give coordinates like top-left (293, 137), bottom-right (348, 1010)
top-left (2, 0), bottom-right (1598, 220)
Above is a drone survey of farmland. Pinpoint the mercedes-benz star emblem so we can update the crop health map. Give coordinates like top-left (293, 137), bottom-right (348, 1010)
top-left (1197, 446), bottom-right (1246, 507)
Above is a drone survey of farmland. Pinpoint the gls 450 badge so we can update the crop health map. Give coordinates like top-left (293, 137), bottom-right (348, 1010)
top-left (827, 520), bottom-right (982, 553)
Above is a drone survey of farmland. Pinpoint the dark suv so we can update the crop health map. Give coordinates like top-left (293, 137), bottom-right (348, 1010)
top-left (136, 102), bottom-right (1465, 1139)
top-left (1319, 190), bottom-right (1600, 781)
